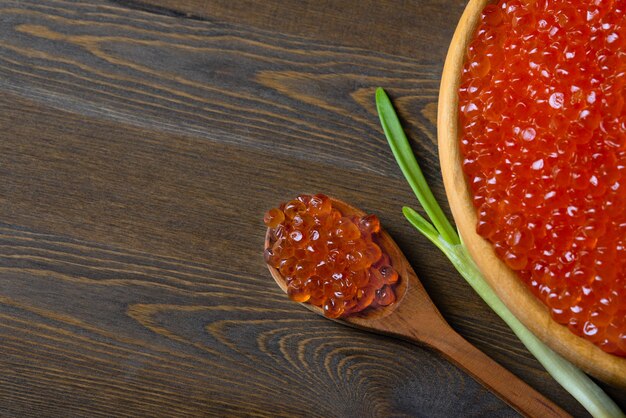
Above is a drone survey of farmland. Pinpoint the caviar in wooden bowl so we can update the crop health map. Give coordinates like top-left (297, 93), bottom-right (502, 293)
top-left (439, 0), bottom-right (626, 387)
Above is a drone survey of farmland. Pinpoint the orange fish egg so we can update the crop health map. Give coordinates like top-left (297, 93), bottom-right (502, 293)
top-left (264, 194), bottom-right (398, 318)
top-left (459, 0), bottom-right (626, 355)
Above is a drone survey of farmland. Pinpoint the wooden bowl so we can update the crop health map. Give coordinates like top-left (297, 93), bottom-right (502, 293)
top-left (437, 0), bottom-right (626, 388)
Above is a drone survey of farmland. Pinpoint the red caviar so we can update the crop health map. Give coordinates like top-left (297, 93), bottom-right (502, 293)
top-left (459, 0), bottom-right (626, 355)
top-left (264, 194), bottom-right (398, 318)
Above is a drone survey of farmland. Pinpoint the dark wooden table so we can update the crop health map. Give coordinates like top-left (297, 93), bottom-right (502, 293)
top-left (1, 1), bottom-right (624, 416)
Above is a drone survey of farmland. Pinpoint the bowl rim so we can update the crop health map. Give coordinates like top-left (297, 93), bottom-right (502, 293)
top-left (437, 0), bottom-right (626, 388)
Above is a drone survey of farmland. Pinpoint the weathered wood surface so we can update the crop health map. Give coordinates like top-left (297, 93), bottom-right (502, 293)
top-left (0, 0), bottom-right (622, 416)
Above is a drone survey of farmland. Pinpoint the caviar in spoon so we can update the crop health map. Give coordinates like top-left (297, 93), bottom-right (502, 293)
top-left (264, 193), bottom-right (399, 318)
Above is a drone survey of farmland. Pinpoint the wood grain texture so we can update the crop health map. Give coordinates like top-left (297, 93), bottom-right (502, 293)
top-left (116, 0), bottom-right (468, 60)
top-left (0, 0), bottom-right (622, 416)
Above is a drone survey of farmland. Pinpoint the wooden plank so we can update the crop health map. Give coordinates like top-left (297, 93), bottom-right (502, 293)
top-left (115, 0), bottom-right (468, 60)
top-left (0, 222), bottom-right (518, 417)
top-left (0, 0), bottom-right (440, 176)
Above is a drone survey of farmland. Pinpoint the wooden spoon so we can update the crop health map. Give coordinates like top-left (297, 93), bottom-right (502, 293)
top-left (265, 197), bottom-right (569, 418)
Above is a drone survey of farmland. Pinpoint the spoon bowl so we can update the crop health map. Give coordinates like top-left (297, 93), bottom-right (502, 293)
top-left (265, 196), bottom-right (567, 418)
top-left (437, 0), bottom-right (626, 388)
top-left (265, 198), bottom-right (408, 322)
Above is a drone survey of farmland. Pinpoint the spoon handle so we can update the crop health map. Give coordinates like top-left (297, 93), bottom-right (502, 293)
top-left (345, 250), bottom-right (570, 417)
top-left (427, 327), bottom-right (569, 418)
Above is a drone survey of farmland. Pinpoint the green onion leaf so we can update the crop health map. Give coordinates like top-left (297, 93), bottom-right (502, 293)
top-left (376, 88), bottom-right (460, 246)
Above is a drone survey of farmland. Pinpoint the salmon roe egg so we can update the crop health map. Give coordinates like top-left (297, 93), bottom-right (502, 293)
top-left (263, 194), bottom-right (399, 318)
top-left (459, 0), bottom-right (626, 356)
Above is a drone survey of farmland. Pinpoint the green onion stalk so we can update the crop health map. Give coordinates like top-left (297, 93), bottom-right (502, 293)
top-left (375, 87), bottom-right (624, 418)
